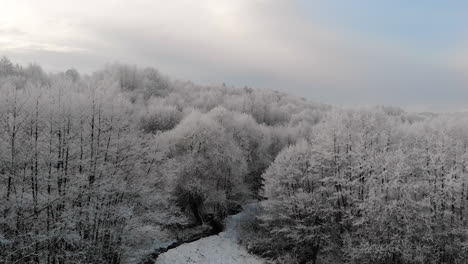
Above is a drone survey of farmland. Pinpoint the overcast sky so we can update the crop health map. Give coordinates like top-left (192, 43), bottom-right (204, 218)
top-left (1, 0), bottom-right (467, 110)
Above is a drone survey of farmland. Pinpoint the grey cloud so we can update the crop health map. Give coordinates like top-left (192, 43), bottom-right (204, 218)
top-left (2, 0), bottom-right (467, 110)
top-left (0, 27), bottom-right (26, 36)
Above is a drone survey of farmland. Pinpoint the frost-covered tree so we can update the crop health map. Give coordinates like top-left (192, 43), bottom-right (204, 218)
top-left (256, 140), bottom-right (342, 264)
top-left (158, 111), bottom-right (248, 223)
top-left (208, 107), bottom-right (272, 196)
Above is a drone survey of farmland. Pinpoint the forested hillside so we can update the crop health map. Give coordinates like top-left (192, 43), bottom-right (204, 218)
top-left (1, 57), bottom-right (468, 264)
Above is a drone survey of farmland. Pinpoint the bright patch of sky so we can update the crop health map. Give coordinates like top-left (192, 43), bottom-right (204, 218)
top-left (0, 0), bottom-right (467, 111)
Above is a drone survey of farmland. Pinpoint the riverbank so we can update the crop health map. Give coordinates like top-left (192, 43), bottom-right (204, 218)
top-left (155, 204), bottom-right (263, 264)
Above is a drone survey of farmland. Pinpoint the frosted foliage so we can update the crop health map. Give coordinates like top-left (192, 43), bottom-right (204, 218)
top-left (2, 58), bottom-right (468, 264)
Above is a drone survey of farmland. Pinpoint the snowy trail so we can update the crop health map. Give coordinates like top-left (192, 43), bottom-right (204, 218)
top-left (155, 204), bottom-right (264, 264)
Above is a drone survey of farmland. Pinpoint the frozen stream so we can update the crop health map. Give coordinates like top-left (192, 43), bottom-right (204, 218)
top-left (155, 203), bottom-right (264, 264)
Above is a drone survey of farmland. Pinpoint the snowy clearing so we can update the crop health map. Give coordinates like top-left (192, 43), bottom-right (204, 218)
top-left (155, 204), bottom-right (264, 264)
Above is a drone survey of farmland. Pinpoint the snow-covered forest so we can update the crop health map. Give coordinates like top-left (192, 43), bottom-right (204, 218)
top-left (1, 56), bottom-right (468, 264)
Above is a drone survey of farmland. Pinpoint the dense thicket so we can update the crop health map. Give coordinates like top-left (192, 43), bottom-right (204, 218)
top-left (0, 57), bottom-right (327, 263)
top-left (1, 57), bottom-right (466, 264)
top-left (244, 110), bottom-right (468, 264)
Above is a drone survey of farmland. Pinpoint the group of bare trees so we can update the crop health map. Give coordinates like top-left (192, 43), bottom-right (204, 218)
top-left (248, 109), bottom-right (468, 264)
top-left (0, 60), bottom-right (158, 263)
top-left (0, 58), bottom-right (327, 264)
top-left (3, 57), bottom-right (464, 264)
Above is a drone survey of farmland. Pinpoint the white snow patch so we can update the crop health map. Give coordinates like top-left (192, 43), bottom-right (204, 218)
top-left (155, 203), bottom-right (264, 264)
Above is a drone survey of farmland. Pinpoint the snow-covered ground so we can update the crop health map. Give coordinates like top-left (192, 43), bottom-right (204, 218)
top-left (155, 204), bottom-right (264, 264)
